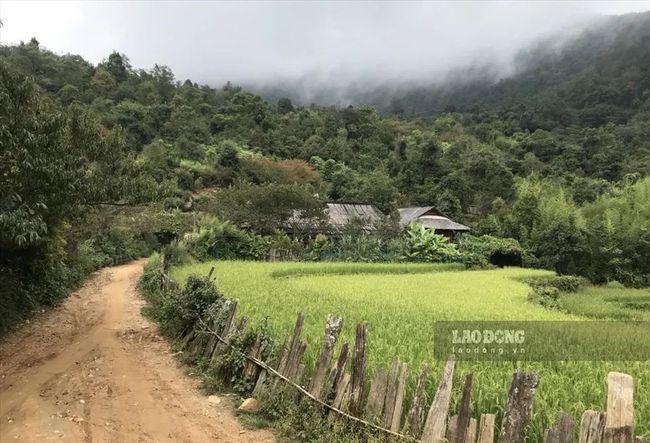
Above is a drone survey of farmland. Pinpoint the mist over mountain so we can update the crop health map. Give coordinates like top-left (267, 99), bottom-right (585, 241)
top-left (250, 10), bottom-right (650, 125)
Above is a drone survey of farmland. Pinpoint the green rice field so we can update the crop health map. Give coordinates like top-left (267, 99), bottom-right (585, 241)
top-left (171, 261), bottom-right (650, 439)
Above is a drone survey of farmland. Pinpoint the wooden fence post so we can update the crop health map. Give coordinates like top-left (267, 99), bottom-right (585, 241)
top-left (421, 355), bottom-right (456, 443)
top-left (390, 361), bottom-right (408, 432)
top-left (455, 373), bottom-right (474, 443)
top-left (242, 333), bottom-right (262, 380)
top-left (278, 313), bottom-right (304, 375)
top-left (499, 370), bottom-right (539, 443)
top-left (253, 336), bottom-right (287, 397)
top-left (604, 372), bottom-right (634, 443)
top-left (466, 418), bottom-right (478, 443)
top-left (202, 317), bottom-right (221, 358)
top-left (270, 312), bottom-right (307, 389)
top-left (579, 410), bottom-right (606, 443)
top-left (477, 414), bottom-right (496, 443)
top-left (403, 363), bottom-right (429, 438)
top-left (329, 372), bottom-right (352, 421)
top-left (309, 315), bottom-right (343, 399)
top-left (211, 300), bottom-right (238, 359)
top-left (543, 412), bottom-right (576, 443)
top-left (383, 358), bottom-right (401, 428)
top-left (348, 322), bottom-right (368, 416)
top-left (330, 342), bottom-right (349, 395)
top-left (365, 368), bottom-right (388, 421)
top-left (447, 415), bottom-right (459, 442)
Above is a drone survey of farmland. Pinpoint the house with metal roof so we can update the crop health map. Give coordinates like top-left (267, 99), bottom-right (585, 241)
top-left (286, 203), bottom-right (384, 235)
top-left (398, 207), bottom-right (470, 240)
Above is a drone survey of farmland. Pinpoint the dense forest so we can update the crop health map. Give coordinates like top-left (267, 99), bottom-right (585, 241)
top-left (1, 11), bottom-right (649, 332)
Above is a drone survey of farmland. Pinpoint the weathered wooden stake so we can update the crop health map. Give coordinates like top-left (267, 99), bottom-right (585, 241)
top-left (348, 322), bottom-right (367, 416)
top-left (477, 414), bottom-right (496, 443)
top-left (243, 333), bottom-right (262, 379)
top-left (455, 373), bottom-right (474, 443)
top-left (421, 356), bottom-right (456, 443)
top-left (277, 313), bottom-right (304, 376)
top-left (447, 415), bottom-right (459, 442)
top-left (579, 410), bottom-right (606, 443)
top-left (309, 315), bottom-right (343, 399)
top-left (466, 418), bottom-right (478, 443)
top-left (252, 369), bottom-right (267, 397)
top-left (330, 342), bottom-right (349, 395)
top-left (604, 372), bottom-right (634, 443)
top-left (365, 368), bottom-right (388, 421)
top-left (202, 317), bottom-right (221, 358)
top-left (329, 372), bottom-right (352, 421)
top-left (499, 370), bottom-right (539, 443)
top-left (236, 315), bottom-right (248, 333)
top-left (212, 300), bottom-right (238, 358)
top-left (390, 362), bottom-right (408, 432)
top-left (294, 363), bottom-right (306, 386)
top-left (543, 412), bottom-right (576, 443)
top-left (286, 341), bottom-right (307, 382)
top-left (403, 363), bottom-right (429, 438)
top-left (383, 358), bottom-right (401, 428)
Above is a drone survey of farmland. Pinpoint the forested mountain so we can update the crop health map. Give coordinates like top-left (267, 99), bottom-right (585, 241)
top-left (1, 11), bottom-right (649, 331)
top-left (384, 11), bottom-right (650, 127)
top-left (258, 11), bottom-right (650, 131)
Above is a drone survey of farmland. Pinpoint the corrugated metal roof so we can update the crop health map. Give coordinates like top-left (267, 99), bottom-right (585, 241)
top-left (398, 207), bottom-right (471, 231)
top-left (398, 207), bottom-right (435, 226)
top-left (327, 203), bottom-right (383, 227)
top-left (286, 203), bottom-right (384, 233)
top-left (413, 215), bottom-right (471, 231)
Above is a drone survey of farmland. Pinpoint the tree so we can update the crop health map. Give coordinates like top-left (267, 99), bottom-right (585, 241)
top-left (102, 51), bottom-right (130, 82)
top-left (533, 215), bottom-right (591, 276)
top-left (90, 67), bottom-right (116, 95)
top-left (277, 97), bottom-right (294, 114)
top-left (217, 142), bottom-right (240, 169)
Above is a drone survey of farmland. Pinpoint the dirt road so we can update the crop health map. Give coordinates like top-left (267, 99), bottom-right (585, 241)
top-left (0, 261), bottom-right (274, 442)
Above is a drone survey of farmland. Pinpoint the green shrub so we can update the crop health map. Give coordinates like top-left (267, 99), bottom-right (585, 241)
top-left (87, 228), bottom-right (150, 266)
top-left (266, 231), bottom-right (304, 261)
top-left (305, 234), bottom-right (331, 261)
top-left (184, 217), bottom-right (266, 261)
top-left (529, 285), bottom-right (561, 309)
top-left (524, 274), bottom-right (588, 294)
top-left (404, 222), bottom-right (461, 263)
top-left (457, 234), bottom-right (523, 268)
top-left (163, 196), bottom-right (186, 211)
top-left (328, 235), bottom-right (384, 262)
top-left (161, 240), bottom-right (192, 266)
top-left (547, 275), bottom-right (588, 293)
top-left (144, 267), bottom-right (224, 337)
top-left (139, 252), bottom-right (165, 296)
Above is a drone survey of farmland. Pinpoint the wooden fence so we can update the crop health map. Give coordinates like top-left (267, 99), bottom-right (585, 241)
top-left (174, 287), bottom-right (647, 442)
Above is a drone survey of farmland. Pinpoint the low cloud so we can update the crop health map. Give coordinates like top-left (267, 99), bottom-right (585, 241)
top-left (2, 1), bottom-right (649, 98)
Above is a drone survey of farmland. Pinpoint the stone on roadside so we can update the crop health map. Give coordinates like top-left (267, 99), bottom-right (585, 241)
top-left (237, 397), bottom-right (259, 413)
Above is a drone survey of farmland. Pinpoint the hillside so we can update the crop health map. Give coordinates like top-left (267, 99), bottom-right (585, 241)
top-left (381, 12), bottom-right (650, 128)
top-left (259, 11), bottom-right (650, 131)
top-left (1, 12), bottom-right (649, 333)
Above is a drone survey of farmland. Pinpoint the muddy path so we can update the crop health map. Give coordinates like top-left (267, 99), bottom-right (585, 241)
top-left (0, 260), bottom-right (275, 442)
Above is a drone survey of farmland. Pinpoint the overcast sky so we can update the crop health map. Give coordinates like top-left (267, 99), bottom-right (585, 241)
top-left (2, 1), bottom-right (650, 87)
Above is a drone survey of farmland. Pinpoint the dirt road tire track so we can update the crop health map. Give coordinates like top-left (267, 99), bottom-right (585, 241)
top-left (0, 260), bottom-right (275, 442)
